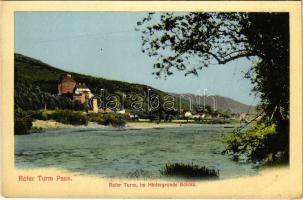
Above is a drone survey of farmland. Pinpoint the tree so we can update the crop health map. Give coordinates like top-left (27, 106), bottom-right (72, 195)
top-left (137, 12), bottom-right (289, 162)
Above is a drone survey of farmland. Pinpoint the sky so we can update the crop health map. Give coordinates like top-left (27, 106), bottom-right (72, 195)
top-left (15, 12), bottom-right (259, 105)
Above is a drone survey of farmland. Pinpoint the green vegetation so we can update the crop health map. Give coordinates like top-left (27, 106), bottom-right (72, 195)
top-left (14, 108), bottom-right (35, 135)
top-left (46, 110), bottom-right (88, 126)
top-left (137, 12), bottom-right (289, 164)
top-left (15, 81), bottom-right (81, 111)
top-left (223, 122), bottom-right (288, 164)
top-left (160, 162), bottom-right (219, 179)
top-left (13, 109), bottom-right (128, 134)
top-left (87, 113), bottom-right (125, 127)
top-left (15, 53), bottom-right (191, 112)
top-left (15, 53), bottom-right (250, 117)
top-left (14, 109), bottom-right (87, 134)
top-left (14, 53), bottom-right (247, 135)
top-left (14, 118), bottom-right (33, 135)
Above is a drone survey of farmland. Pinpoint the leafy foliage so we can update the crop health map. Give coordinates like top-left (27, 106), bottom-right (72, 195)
top-left (223, 123), bottom-right (288, 162)
top-left (137, 12), bottom-right (289, 120)
top-left (160, 162), bottom-right (219, 179)
top-left (14, 118), bottom-right (33, 135)
top-left (87, 113), bottom-right (126, 127)
top-left (14, 109), bottom-right (35, 135)
top-left (137, 13), bottom-right (255, 77)
top-left (15, 81), bottom-right (75, 111)
top-left (46, 110), bottom-right (88, 125)
top-left (137, 12), bottom-right (289, 162)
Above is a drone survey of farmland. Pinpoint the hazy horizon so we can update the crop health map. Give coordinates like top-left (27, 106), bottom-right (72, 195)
top-left (15, 12), bottom-right (260, 106)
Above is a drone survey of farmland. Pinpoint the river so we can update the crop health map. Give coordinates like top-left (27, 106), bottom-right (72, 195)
top-left (15, 124), bottom-right (258, 179)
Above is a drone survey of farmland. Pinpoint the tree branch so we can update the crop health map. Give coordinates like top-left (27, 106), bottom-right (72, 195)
top-left (206, 51), bottom-right (256, 65)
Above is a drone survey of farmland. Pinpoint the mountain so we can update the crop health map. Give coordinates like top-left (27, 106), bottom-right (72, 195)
top-left (169, 93), bottom-right (256, 114)
top-left (15, 53), bottom-right (253, 113)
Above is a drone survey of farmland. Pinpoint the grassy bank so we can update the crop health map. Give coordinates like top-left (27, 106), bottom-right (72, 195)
top-left (14, 109), bottom-right (239, 135)
top-left (14, 109), bottom-right (126, 135)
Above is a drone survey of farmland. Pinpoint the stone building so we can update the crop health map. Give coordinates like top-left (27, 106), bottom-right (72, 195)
top-left (58, 74), bottom-right (76, 95)
top-left (58, 74), bottom-right (93, 104)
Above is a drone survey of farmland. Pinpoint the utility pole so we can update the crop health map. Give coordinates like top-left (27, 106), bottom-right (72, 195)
top-left (203, 89), bottom-right (208, 111)
top-left (100, 89), bottom-right (104, 110)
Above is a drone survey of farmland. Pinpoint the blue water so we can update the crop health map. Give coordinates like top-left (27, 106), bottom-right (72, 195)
top-left (15, 124), bottom-right (258, 179)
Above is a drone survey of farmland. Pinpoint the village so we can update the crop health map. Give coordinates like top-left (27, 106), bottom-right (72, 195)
top-left (57, 73), bottom-right (251, 124)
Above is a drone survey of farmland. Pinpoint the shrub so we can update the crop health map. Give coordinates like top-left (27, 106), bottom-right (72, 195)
top-left (160, 163), bottom-right (219, 179)
top-left (14, 108), bottom-right (35, 135)
top-left (87, 113), bottom-right (125, 127)
top-left (223, 122), bottom-right (288, 163)
top-left (47, 110), bottom-right (88, 125)
top-left (15, 118), bottom-right (33, 135)
top-left (30, 110), bottom-right (47, 120)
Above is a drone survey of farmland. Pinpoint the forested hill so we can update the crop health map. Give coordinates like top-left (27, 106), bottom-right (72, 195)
top-left (15, 53), bottom-right (190, 111)
top-left (15, 53), bottom-right (154, 96)
top-left (15, 53), bottom-right (252, 113)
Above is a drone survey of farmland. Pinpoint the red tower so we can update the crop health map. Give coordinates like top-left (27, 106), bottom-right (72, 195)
top-left (58, 74), bottom-right (76, 95)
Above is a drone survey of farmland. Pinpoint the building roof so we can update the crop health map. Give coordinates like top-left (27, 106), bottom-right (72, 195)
top-left (74, 83), bottom-right (91, 94)
top-left (60, 74), bottom-right (75, 83)
top-left (75, 82), bottom-right (90, 89)
top-left (105, 108), bottom-right (113, 113)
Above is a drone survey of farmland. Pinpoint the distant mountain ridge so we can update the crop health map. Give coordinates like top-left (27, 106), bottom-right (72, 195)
top-left (170, 93), bottom-right (256, 114)
top-left (15, 53), bottom-right (254, 113)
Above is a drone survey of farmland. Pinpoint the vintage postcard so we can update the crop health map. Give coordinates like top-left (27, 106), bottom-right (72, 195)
top-left (1, 1), bottom-right (302, 198)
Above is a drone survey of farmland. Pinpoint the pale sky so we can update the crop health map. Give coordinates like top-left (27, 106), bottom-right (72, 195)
top-left (15, 12), bottom-right (259, 105)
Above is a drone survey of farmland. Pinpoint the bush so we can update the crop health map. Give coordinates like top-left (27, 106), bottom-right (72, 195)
top-left (15, 118), bottom-right (33, 135)
top-left (14, 109), bottom-right (87, 134)
top-left (14, 108), bottom-right (35, 135)
top-left (87, 113), bottom-right (125, 127)
top-left (160, 163), bottom-right (219, 179)
top-left (47, 110), bottom-right (88, 125)
top-left (15, 109), bottom-right (47, 120)
top-left (223, 122), bottom-right (288, 163)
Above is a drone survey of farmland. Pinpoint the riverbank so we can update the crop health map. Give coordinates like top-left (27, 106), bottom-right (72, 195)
top-left (32, 120), bottom-right (235, 131)
top-left (126, 122), bottom-right (181, 129)
top-left (32, 120), bottom-right (106, 130)
top-left (32, 120), bottom-right (185, 131)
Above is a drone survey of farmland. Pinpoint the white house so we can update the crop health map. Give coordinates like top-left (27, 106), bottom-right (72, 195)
top-left (184, 111), bottom-right (192, 118)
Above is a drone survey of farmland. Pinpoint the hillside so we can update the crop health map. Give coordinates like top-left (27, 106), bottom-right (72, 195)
top-left (15, 53), bottom-right (153, 96)
top-left (15, 53), bottom-right (191, 111)
top-left (15, 53), bottom-right (253, 113)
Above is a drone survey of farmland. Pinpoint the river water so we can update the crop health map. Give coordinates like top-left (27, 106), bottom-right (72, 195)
top-left (15, 124), bottom-right (258, 179)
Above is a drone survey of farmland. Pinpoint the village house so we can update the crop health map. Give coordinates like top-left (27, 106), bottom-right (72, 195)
top-left (184, 111), bottom-right (192, 118)
top-left (104, 108), bottom-right (113, 113)
top-left (73, 83), bottom-right (93, 103)
top-left (58, 74), bottom-right (93, 104)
